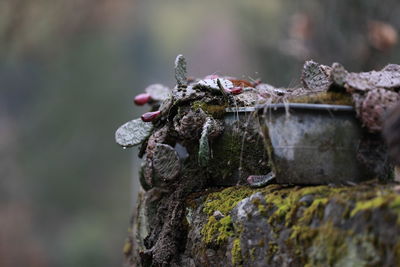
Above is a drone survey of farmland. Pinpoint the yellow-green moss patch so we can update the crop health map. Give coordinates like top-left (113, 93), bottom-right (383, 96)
top-left (263, 185), bottom-right (343, 226)
top-left (289, 91), bottom-right (353, 105)
top-left (192, 101), bottom-right (227, 118)
top-left (306, 221), bottom-right (350, 266)
top-left (199, 182), bottom-right (400, 264)
top-left (231, 238), bottom-right (243, 266)
top-left (202, 215), bottom-right (234, 245)
top-left (203, 186), bottom-right (256, 216)
top-left (351, 193), bottom-right (400, 217)
top-left (201, 186), bottom-right (256, 244)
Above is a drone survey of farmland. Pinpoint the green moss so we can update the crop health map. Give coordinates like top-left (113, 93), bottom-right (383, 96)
top-left (351, 193), bottom-right (400, 217)
top-left (123, 239), bottom-right (132, 255)
top-left (395, 242), bottom-right (400, 263)
top-left (201, 186), bottom-right (256, 244)
top-left (389, 195), bottom-right (400, 209)
top-left (307, 222), bottom-right (349, 266)
top-left (231, 238), bottom-right (243, 266)
top-left (289, 91), bottom-right (353, 105)
top-left (199, 183), bottom-right (400, 264)
top-left (201, 186), bottom-right (272, 245)
top-left (207, 132), bottom-right (243, 180)
top-left (203, 186), bottom-right (256, 216)
top-left (207, 115), bottom-right (270, 182)
top-left (268, 242), bottom-right (278, 254)
top-left (249, 247), bottom-right (256, 261)
top-left (351, 196), bottom-right (388, 217)
top-left (264, 185), bottom-right (339, 226)
top-left (200, 185), bottom-right (345, 245)
top-left (299, 198), bottom-right (328, 225)
top-left (290, 225), bottom-right (317, 245)
top-left (201, 215), bottom-right (234, 245)
top-left (192, 101), bottom-right (227, 118)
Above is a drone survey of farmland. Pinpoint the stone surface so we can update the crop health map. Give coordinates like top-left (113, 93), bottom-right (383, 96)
top-left (127, 183), bottom-right (400, 267)
top-left (384, 103), bottom-right (400, 165)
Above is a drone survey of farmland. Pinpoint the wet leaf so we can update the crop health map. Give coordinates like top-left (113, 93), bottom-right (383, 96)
top-left (301, 60), bottom-right (332, 92)
top-left (331, 62), bottom-right (348, 86)
top-left (247, 172), bottom-right (276, 188)
top-left (153, 144), bottom-right (181, 181)
top-left (172, 85), bottom-right (205, 103)
top-left (198, 118), bottom-right (214, 167)
top-left (233, 89), bottom-right (259, 107)
top-left (174, 54), bottom-right (187, 87)
top-left (345, 64), bottom-right (400, 91)
top-left (159, 96), bottom-right (173, 117)
top-left (194, 78), bottom-right (234, 92)
top-left (115, 118), bottom-right (153, 147)
top-left (145, 84), bottom-right (171, 102)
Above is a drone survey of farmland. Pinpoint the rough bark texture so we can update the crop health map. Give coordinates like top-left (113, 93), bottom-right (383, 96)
top-left (125, 182), bottom-right (400, 267)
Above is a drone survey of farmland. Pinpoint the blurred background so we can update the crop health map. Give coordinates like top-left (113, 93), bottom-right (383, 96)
top-left (1, 0), bottom-right (399, 266)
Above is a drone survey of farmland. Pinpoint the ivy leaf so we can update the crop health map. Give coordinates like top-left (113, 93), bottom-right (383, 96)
top-left (115, 118), bottom-right (153, 148)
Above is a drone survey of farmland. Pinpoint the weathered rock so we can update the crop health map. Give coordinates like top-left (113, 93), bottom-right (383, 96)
top-left (384, 103), bottom-right (400, 165)
top-left (127, 183), bottom-right (400, 267)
